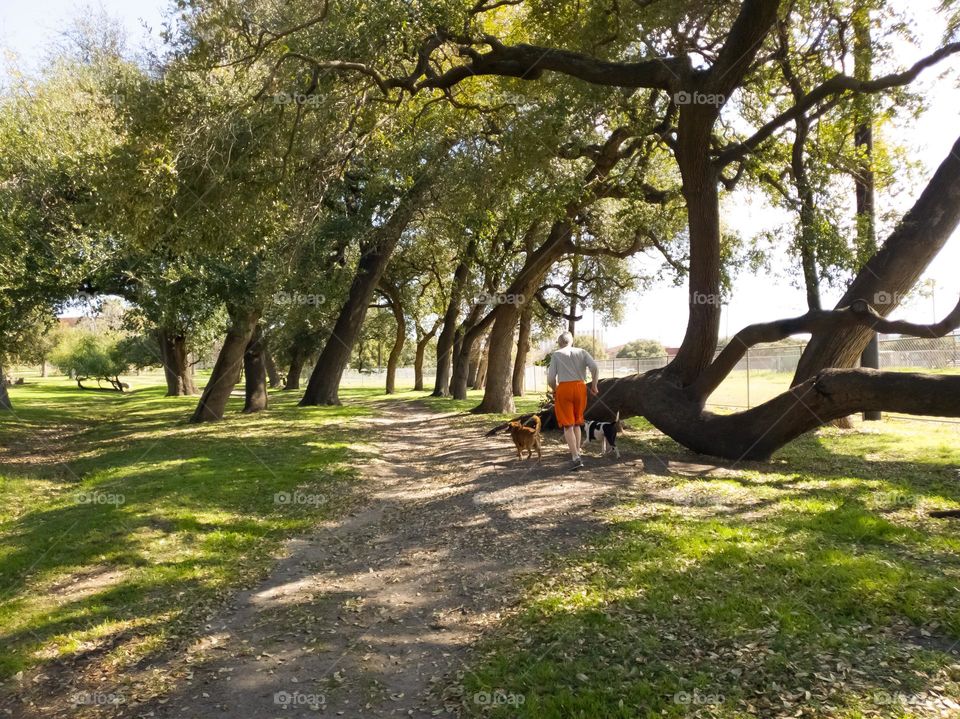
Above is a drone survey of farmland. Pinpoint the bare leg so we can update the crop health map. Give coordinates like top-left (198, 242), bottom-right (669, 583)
top-left (563, 426), bottom-right (580, 460)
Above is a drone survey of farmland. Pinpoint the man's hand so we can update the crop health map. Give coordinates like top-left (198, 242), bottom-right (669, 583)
top-left (589, 383), bottom-right (599, 397)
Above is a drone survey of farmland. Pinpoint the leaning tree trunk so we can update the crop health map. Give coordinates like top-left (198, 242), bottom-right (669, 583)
top-left (431, 243), bottom-right (474, 397)
top-left (472, 335), bottom-right (490, 390)
top-left (794, 134), bottom-right (960, 383)
top-left (190, 309), bottom-right (260, 423)
top-left (467, 337), bottom-right (482, 388)
top-left (0, 362), bottom-right (11, 410)
top-left (300, 160), bottom-right (443, 407)
top-left (666, 110), bottom-right (724, 383)
top-left (512, 302), bottom-right (533, 396)
top-left (451, 304), bottom-right (485, 400)
top-left (413, 322), bottom-right (439, 392)
top-left (471, 303), bottom-right (521, 413)
top-left (243, 325), bottom-right (269, 414)
top-left (284, 343), bottom-right (306, 390)
top-left (382, 281), bottom-right (406, 395)
top-left (264, 349), bottom-right (283, 389)
top-left (158, 328), bottom-right (198, 396)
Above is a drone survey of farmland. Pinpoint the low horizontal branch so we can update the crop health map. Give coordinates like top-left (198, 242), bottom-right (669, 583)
top-left (691, 294), bottom-right (960, 400)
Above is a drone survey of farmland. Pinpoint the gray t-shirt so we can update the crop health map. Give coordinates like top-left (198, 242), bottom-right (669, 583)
top-left (547, 346), bottom-right (599, 385)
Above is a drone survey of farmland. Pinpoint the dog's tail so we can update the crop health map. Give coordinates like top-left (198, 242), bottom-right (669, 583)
top-left (531, 415), bottom-right (541, 434)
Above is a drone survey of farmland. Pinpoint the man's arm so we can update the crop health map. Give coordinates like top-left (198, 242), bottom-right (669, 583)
top-left (547, 355), bottom-right (557, 390)
top-left (586, 352), bottom-right (599, 396)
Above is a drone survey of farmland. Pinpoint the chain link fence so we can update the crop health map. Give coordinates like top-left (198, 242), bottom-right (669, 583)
top-left (517, 333), bottom-right (960, 422)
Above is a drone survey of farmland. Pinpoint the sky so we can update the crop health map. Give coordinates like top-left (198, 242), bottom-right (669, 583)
top-left (1, 0), bottom-right (958, 347)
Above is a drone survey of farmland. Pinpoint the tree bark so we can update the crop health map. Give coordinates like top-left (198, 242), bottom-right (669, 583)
top-left (264, 349), bottom-right (283, 389)
top-left (190, 308), bottom-right (260, 423)
top-left (472, 334), bottom-right (489, 390)
top-left (300, 158), bottom-right (445, 406)
top-left (451, 303), bottom-right (485, 400)
top-left (586, 368), bottom-right (960, 460)
top-left (512, 302), bottom-right (532, 396)
top-left (382, 281), bottom-right (406, 394)
top-left (158, 328), bottom-right (198, 396)
top-left (794, 134), bottom-right (960, 383)
top-left (243, 324), bottom-right (269, 414)
top-left (413, 320), bottom-right (439, 391)
top-left (792, 117), bottom-right (822, 312)
top-left (431, 241), bottom-right (474, 397)
top-left (667, 109), bottom-right (723, 383)
top-left (567, 253), bottom-right (580, 333)
top-left (0, 362), bottom-right (11, 410)
top-left (854, 7), bottom-right (881, 420)
top-left (284, 351), bottom-right (305, 390)
top-left (471, 304), bottom-right (520, 413)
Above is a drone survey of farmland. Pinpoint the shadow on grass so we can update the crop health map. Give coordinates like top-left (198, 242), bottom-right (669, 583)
top-left (0, 380), bottom-right (374, 680)
top-left (462, 500), bottom-right (960, 718)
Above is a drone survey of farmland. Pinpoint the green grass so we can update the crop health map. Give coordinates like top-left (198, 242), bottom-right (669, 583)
top-left (709, 368), bottom-right (960, 412)
top-left (459, 420), bottom-right (960, 718)
top-left (5, 374), bottom-right (960, 718)
top-left (0, 376), bottom-right (383, 680)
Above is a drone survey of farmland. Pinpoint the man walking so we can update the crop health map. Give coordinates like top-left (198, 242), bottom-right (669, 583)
top-left (547, 332), bottom-right (599, 470)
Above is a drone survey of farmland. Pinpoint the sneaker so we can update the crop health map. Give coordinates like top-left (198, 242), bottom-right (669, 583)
top-left (570, 457), bottom-right (584, 471)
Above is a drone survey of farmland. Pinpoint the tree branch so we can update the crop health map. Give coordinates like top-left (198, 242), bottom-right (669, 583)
top-left (691, 294), bottom-right (960, 400)
top-left (414, 38), bottom-right (691, 92)
top-left (717, 42), bottom-right (960, 165)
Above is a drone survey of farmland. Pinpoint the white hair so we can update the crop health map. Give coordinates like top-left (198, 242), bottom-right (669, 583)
top-left (557, 331), bottom-right (573, 348)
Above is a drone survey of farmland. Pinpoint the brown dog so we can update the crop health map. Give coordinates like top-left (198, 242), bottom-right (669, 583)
top-left (508, 415), bottom-right (542, 461)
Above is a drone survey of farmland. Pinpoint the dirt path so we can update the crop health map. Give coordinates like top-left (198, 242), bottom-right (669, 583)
top-left (103, 400), bottom-right (716, 718)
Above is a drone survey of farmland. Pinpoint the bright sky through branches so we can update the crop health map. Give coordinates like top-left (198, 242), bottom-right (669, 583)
top-left (2, 0), bottom-right (957, 347)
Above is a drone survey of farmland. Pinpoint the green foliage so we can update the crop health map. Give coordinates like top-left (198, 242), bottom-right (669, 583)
top-left (51, 332), bottom-right (127, 382)
top-left (572, 334), bottom-right (607, 359)
top-left (616, 338), bottom-right (666, 359)
top-left (0, 59), bottom-right (123, 363)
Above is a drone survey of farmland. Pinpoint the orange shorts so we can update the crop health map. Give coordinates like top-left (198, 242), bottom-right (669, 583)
top-left (554, 381), bottom-right (587, 428)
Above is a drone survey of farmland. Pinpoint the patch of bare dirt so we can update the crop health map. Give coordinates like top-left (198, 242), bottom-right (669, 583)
top-left (5, 400), bottom-right (714, 718)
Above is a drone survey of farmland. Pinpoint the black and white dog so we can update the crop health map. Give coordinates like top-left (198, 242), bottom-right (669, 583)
top-left (579, 412), bottom-right (625, 458)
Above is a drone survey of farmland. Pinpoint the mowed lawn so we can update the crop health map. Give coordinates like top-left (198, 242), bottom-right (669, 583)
top-left (3, 376), bottom-right (960, 719)
top-left (0, 376), bottom-right (381, 683)
top-left (460, 419), bottom-right (960, 718)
